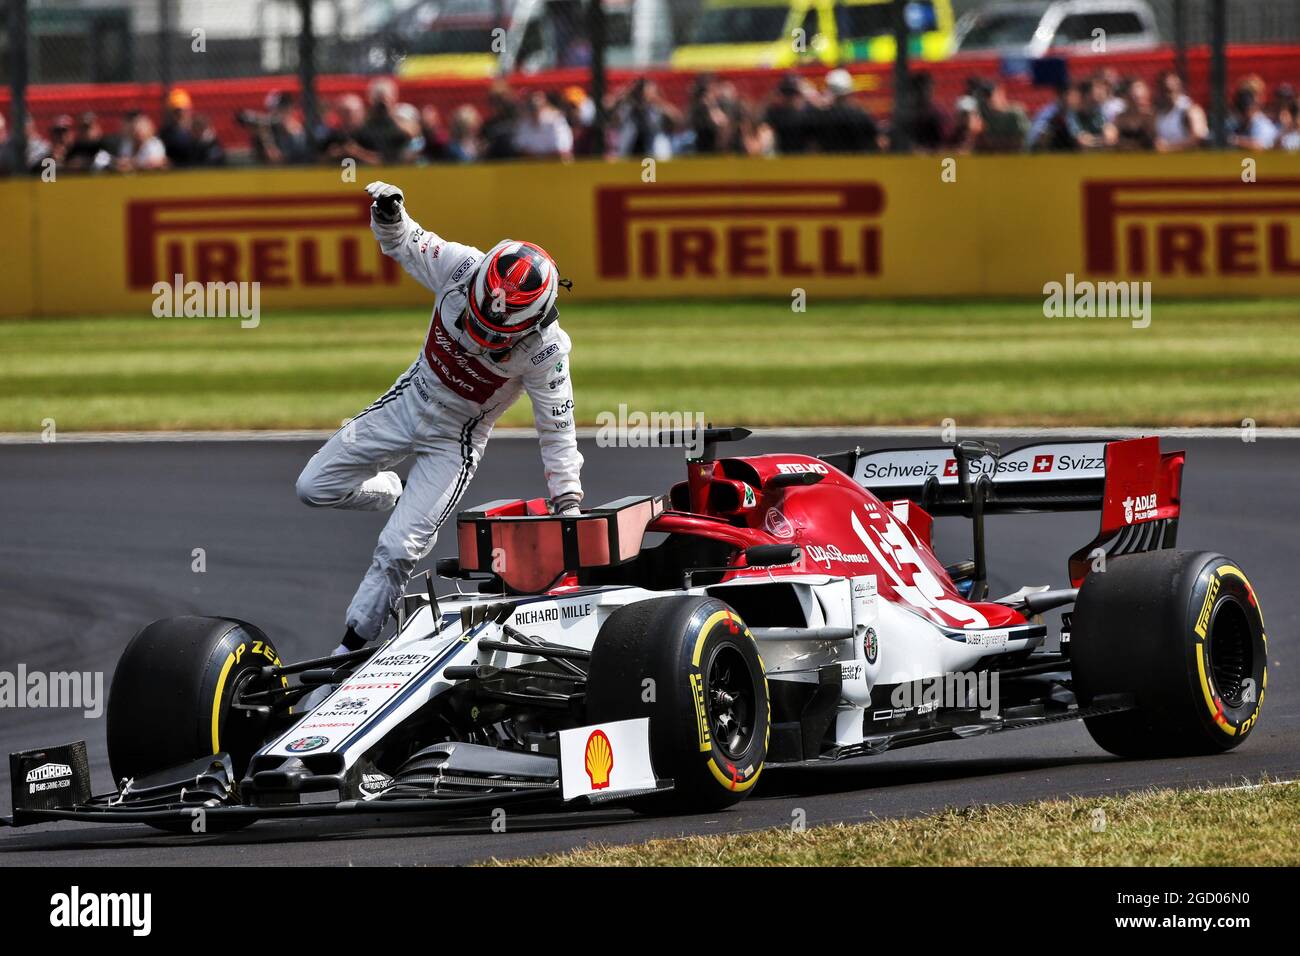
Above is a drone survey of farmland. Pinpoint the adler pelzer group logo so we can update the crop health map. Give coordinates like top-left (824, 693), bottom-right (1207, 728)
top-left (595, 182), bottom-right (884, 282)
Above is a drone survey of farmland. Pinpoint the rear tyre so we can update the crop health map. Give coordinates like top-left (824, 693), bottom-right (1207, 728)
top-left (107, 615), bottom-right (283, 786)
top-left (586, 596), bottom-right (769, 813)
top-left (1071, 550), bottom-right (1267, 758)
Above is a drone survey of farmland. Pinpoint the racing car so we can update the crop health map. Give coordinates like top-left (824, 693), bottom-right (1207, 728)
top-left (4, 428), bottom-right (1268, 831)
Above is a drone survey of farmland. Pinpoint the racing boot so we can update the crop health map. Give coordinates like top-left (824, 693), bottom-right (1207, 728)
top-left (297, 627), bottom-right (368, 713)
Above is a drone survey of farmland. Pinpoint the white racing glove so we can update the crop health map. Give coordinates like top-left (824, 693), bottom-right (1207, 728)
top-left (551, 492), bottom-right (582, 516)
top-left (366, 181), bottom-right (404, 223)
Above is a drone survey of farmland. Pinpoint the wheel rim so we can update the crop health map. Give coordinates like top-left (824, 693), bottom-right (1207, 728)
top-left (1208, 597), bottom-right (1254, 709)
top-left (706, 644), bottom-right (757, 760)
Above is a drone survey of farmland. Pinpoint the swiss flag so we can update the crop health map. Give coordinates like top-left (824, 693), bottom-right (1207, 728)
top-left (943, 459), bottom-right (958, 477)
top-left (1033, 455), bottom-right (1054, 473)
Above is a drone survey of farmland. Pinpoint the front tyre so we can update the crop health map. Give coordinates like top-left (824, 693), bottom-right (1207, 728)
top-left (107, 615), bottom-right (284, 785)
top-left (586, 596), bottom-right (769, 812)
top-left (1071, 551), bottom-right (1267, 758)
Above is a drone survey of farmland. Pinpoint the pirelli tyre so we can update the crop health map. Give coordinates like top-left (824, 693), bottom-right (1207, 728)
top-left (586, 596), bottom-right (769, 812)
top-left (1071, 550), bottom-right (1267, 758)
top-left (107, 616), bottom-right (284, 786)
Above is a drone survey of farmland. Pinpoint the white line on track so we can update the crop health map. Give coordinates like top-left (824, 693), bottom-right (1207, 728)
top-left (2, 425), bottom-right (1299, 445)
top-left (1210, 778), bottom-right (1299, 793)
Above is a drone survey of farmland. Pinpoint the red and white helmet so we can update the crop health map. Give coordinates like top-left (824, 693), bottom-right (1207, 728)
top-left (462, 239), bottom-right (560, 349)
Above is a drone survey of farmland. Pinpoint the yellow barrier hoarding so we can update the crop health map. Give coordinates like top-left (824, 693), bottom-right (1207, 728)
top-left (2, 152), bottom-right (1298, 316)
top-left (0, 183), bottom-right (38, 316)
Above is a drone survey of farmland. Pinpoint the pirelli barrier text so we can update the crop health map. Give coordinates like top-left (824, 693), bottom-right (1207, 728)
top-left (1, 153), bottom-right (1298, 316)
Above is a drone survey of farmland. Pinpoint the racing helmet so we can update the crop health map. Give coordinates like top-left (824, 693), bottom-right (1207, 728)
top-left (462, 239), bottom-right (560, 349)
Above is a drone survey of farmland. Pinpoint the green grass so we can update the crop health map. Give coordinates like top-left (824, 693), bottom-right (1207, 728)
top-left (483, 781), bottom-right (1300, 867)
top-left (2, 299), bottom-right (1298, 431)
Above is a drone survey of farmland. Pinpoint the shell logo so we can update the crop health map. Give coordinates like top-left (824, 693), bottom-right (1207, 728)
top-left (584, 729), bottom-right (614, 790)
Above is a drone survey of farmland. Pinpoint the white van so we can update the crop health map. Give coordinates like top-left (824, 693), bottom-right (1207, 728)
top-left (378, 0), bottom-right (674, 77)
top-left (953, 0), bottom-right (1159, 59)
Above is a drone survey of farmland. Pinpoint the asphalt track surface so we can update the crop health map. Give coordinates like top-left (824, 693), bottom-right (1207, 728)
top-left (1, 434), bottom-right (1296, 865)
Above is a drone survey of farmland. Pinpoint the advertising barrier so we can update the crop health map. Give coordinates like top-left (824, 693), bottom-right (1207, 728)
top-left (2, 152), bottom-right (1298, 317)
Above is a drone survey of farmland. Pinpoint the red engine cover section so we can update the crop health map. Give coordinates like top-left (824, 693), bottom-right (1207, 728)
top-left (655, 454), bottom-right (1024, 630)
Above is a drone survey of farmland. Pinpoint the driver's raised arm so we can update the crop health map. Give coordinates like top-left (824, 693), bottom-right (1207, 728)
top-left (366, 180), bottom-right (481, 295)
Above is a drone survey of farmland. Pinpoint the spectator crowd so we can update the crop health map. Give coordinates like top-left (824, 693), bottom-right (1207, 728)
top-left (3, 68), bottom-right (1300, 175)
top-left (0, 88), bottom-right (227, 175)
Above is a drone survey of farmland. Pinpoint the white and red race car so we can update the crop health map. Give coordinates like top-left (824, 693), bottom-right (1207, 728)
top-left (4, 428), bottom-right (1268, 830)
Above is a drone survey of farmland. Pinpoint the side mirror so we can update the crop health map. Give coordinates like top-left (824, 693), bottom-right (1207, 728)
top-left (435, 557), bottom-right (474, 580)
top-left (764, 471), bottom-right (825, 490)
top-left (956, 439), bottom-right (1000, 461)
top-left (744, 544), bottom-right (802, 568)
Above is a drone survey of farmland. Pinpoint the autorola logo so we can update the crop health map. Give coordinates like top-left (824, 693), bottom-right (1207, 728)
top-left (596, 183), bottom-right (883, 281)
top-left (1083, 178), bottom-right (1300, 278)
top-left (126, 195), bottom-right (401, 291)
top-left (26, 762), bottom-right (71, 783)
top-left (584, 729), bottom-right (614, 790)
top-left (286, 735), bottom-right (329, 753)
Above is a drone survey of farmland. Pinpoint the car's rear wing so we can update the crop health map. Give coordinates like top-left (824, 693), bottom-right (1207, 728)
top-left (821, 437), bottom-right (1184, 586)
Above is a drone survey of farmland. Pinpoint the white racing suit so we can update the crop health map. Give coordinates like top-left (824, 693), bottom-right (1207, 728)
top-left (296, 208), bottom-right (583, 642)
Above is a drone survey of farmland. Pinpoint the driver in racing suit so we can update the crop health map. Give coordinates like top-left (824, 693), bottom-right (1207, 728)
top-left (295, 181), bottom-right (583, 659)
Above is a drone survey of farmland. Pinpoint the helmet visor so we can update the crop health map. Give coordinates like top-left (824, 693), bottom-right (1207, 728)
top-left (467, 282), bottom-right (541, 347)
top-left (462, 305), bottom-right (522, 349)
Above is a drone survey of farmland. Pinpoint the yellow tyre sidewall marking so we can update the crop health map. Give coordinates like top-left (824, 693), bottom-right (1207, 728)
top-left (211, 649), bottom-right (238, 754)
top-left (692, 608), bottom-right (770, 792)
top-left (210, 637), bottom-right (282, 753)
top-left (1195, 565), bottom-right (1265, 738)
top-left (709, 756), bottom-right (763, 792)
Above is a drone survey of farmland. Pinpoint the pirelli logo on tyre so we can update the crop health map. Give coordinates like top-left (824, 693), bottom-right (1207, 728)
top-left (595, 183), bottom-right (883, 283)
top-left (1194, 573), bottom-right (1221, 639)
top-left (690, 672), bottom-right (711, 752)
top-left (126, 195), bottom-right (401, 291)
top-left (1083, 178), bottom-right (1300, 279)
